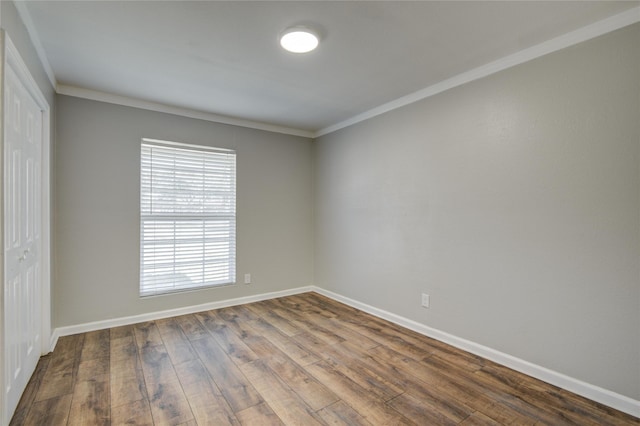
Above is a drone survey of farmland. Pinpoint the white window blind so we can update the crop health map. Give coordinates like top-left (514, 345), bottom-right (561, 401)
top-left (140, 139), bottom-right (236, 297)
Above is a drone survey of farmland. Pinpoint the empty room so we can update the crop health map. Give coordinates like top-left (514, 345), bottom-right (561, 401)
top-left (1, 1), bottom-right (639, 425)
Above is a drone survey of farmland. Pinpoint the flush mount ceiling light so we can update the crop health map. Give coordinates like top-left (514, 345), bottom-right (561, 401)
top-left (279, 27), bottom-right (319, 53)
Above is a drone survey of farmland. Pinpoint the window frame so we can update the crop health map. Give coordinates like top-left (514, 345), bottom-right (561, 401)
top-left (139, 138), bottom-right (237, 297)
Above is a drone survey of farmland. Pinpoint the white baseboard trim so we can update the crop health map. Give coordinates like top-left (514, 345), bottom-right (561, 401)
top-left (49, 284), bottom-right (639, 417)
top-left (311, 286), bottom-right (640, 418)
top-left (48, 329), bottom-right (60, 354)
top-left (52, 285), bottom-right (314, 342)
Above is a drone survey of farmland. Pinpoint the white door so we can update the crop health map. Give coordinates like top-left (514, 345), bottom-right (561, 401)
top-left (3, 51), bottom-right (43, 420)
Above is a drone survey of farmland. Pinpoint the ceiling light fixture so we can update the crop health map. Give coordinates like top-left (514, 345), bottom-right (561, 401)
top-left (279, 27), bottom-right (319, 53)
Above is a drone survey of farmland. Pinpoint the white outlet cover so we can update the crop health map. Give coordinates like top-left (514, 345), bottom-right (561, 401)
top-left (421, 293), bottom-right (430, 308)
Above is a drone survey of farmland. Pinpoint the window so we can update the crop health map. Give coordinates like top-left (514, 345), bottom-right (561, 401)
top-left (140, 139), bottom-right (236, 297)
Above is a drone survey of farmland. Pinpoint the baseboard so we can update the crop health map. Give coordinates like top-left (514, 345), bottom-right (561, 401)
top-left (311, 286), bottom-right (640, 418)
top-left (52, 285), bottom-right (314, 342)
top-left (49, 284), bottom-right (639, 417)
top-left (48, 329), bottom-right (60, 354)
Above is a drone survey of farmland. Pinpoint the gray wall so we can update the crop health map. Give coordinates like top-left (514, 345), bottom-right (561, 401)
top-left (55, 96), bottom-right (313, 327)
top-left (314, 23), bottom-right (640, 400)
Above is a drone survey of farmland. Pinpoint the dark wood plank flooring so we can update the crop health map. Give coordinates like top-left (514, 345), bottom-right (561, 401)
top-left (10, 292), bottom-right (639, 425)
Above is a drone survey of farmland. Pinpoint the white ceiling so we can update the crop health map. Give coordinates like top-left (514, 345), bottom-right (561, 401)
top-left (20, 1), bottom-right (640, 135)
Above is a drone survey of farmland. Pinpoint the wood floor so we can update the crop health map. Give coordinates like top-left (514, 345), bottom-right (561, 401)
top-left (10, 292), bottom-right (639, 425)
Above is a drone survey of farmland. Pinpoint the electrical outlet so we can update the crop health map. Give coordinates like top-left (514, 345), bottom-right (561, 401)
top-left (244, 273), bottom-right (251, 284)
top-left (421, 293), bottom-right (430, 308)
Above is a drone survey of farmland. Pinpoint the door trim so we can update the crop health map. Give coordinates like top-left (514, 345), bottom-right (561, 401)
top-left (0, 31), bottom-right (51, 425)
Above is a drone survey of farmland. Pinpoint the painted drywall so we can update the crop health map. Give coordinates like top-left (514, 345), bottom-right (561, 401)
top-left (55, 95), bottom-right (313, 327)
top-left (314, 23), bottom-right (640, 400)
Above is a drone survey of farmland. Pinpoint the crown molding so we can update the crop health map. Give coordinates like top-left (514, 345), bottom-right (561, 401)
top-left (315, 6), bottom-right (640, 138)
top-left (56, 85), bottom-right (314, 138)
top-left (10, 1), bottom-right (640, 140)
top-left (14, 1), bottom-right (312, 138)
top-left (13, 0), bottom-right (57, 88)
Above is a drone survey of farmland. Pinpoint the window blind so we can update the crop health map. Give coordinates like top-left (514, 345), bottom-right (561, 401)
top-left (140, 139), bottom-right (236, 297)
